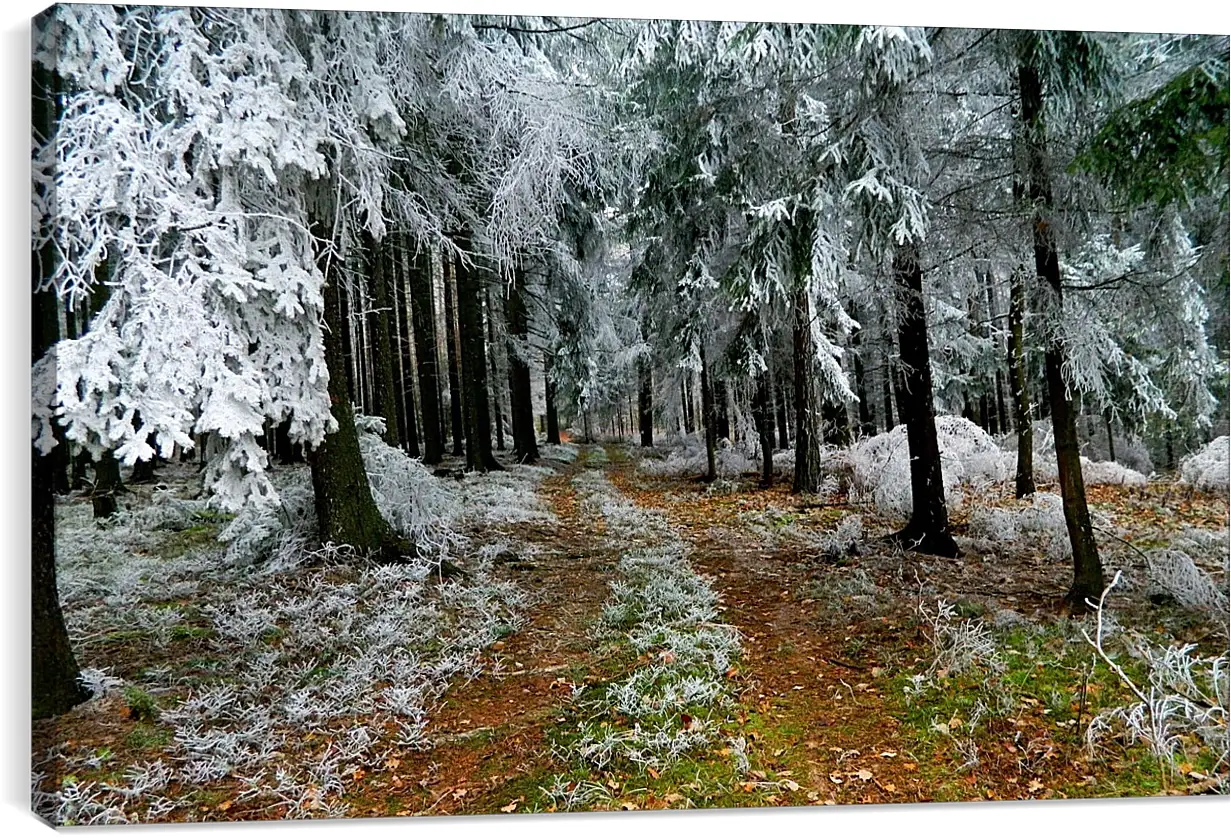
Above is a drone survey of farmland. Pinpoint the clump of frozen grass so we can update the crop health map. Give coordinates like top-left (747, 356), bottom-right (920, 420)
top-left (967, 492), bottom-right (1074, 560)
top-left (458, 467), bottom-right (557, 527)
top-left (1145, 549), bottom-right (1230, 626)
top-left (561, 470), bottom-right (741, 772)
top-left (1080, 457), bottom-right (1149, 487)
top-left (851, 416), bottom-right (1007, 521)
top-left (811, 567), bottom-right (891, 625)
top-left (78, 667), bottom-right (125, 698)
top-left (355, 417), bottom-right (463, 558)
top-left (540, 442), bottom-right (579, 463)
top-left (1179, 436), bottom-right (1230, 493)
top-left (1083, 572), bottom-right (1229, 791)
top-left (918, 598), bottom-right (1003, 679)
top-left (540, 776), bottom-right (614, 811)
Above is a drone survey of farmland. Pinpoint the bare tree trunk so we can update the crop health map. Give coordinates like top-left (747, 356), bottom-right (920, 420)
top-left (307, 214), bottom-right (394, 553)
top-left (505, 267), bottom-right (539, 463)
top-left (700, 338), bottom-right (717, 482)
top-left (407, 239), bottom-right (443, 464)
top-left (485, 286), bottom-right (506, 453)
top-left (455, 237), bottom-right (502, 472)
top-left (1104, 409), bottom-right (1116, 462)
top-left (392, 239), bottom-right (421, 458)
top-left (1019, 55), bottom-right (1102, 608)
top-left (792, 285), bottom-right (822, 493)
top-left (753, 368), bottom-right (775, 487)
top-left (889, 244), bottom-right (959, 558)
top-left (638, 356), bottom-right (654, 447)
top-left (443, 251), bottom-right (465, 456)
top-left (544, 351), bottom-right (561, 445)
top-left (1007, 265), bottom-right (1036, 497)
top-left (32, 57), bottom-right (89, 716)
top-left (365, 233), bottom-right (401, 449)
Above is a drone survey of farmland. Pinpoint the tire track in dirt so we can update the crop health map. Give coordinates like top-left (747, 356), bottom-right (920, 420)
top-left (347, 448), bottom-right (622, 816)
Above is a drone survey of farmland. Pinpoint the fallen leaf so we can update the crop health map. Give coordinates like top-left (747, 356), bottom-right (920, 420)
top-left (855, 770), bottom-right (873, 782)
top-left (500, 801), bottom-right (518, 813)
top-left (781, 779), bottom-right (801, 792)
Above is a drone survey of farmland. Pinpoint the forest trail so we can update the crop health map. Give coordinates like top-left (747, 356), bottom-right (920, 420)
top-left (345, 446), bottom-right (623, 816)
top-left (357, 445), bottom-right (945, 814)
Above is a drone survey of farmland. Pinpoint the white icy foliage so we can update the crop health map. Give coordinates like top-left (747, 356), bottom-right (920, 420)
top-left (1179, 436), bottom-right (1230, 493)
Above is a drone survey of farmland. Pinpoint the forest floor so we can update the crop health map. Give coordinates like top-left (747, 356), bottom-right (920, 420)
top-left (32, 441), bottom-right (1229, 824)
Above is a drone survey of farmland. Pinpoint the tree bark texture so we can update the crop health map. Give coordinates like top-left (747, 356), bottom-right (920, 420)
top-left (505, 268), bottom-right (539, 463)
top-left (700, 339), bottom-right (717, 482)
top-left (544, 351), bottom-right (561, 445)
top-left (366, 233), bottom-right (401, 449)
top-left (792, 284), bottom-right (822, 493)
top-left (406, 240), bottom-right (444, 464)
top-left (32, 58), bottom-right (90, 719)
top-left (638, 356), bottom-right (654, 447)
top-left (392, 240), bottom-right (421, 458)
top-left (454, 239), bottom-right (502, 472)
top-left (1007, 265), bottom-right (1036, 498)
top-left (890, 244), bottom-right (959, 558)
top-left (307, 216), bottom-right (391, 552)
top-left (443, 252), bottom-right (465, 456)
top-left (1018, 55), bottom-right (1103, 607)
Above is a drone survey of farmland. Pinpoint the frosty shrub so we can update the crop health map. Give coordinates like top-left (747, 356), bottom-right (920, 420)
top-left (811, 566), bottom-right (891, 624)
top-left (355, 421), bottom-right (466, 557)
top-left (1084, 573), bottom-right (1229, 791)
top-left (1080, 457), bottom-right (1148, 487)
top-left (967, 492), bottom-right (1073, 560)
top-left (540, 442), bottom-right (580, 463)
top-left (850, 416), bottom-right (1006, 521)
top-left (1179, 436), bottom-right (1230, 493)
top-left (772, 449), bottom-right (795, 480)
top-left (1145, 549), bottom-right (1230, 624)
top-left (918, 598), bottom-right (1003, 679)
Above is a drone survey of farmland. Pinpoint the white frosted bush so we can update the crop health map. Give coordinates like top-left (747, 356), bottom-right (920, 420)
top-left (850, 416), bottom-right (1007, 521)
top-left (1081, 457), bottom-right (1148, 487)
top-left (1180, 436), bottom-right (1230, 493)
top-left (637, 435), bottom-right (753, 479)
top-left (967, 492), bottom-right (1072, 559)
top-left (1146, 549), bottom-right (1230, 622)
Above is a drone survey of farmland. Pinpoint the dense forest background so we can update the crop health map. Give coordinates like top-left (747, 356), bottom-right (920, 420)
top-left (15, 0), bottom-right (1231, 833)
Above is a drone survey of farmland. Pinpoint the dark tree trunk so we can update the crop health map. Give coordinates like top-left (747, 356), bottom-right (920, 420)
top-left (443, 252), bottom-right (465, 456)
top-left (391, 241), bottom-right (420, 458)
top-left (338, 276), bottom-right (357, 405)
top-left (881, 325), bottom-right (897, 432)
top-left (1104, 409), bottom-right (1116, 462)
top-left (852, 325), bottom-right (874, 436)
top-left (681, 377), bottom-right (695, 435)
top-left (1007, 265), bottom-right (1035, 497)
top-left (365, 233), bottom-right (401, 449)
top-left (638, 357), bottom-right (654, 447)
top-left (700, 339), bottom-right (717, 482)
top-left (455, 238), bottom-right (502, 472)
top-left (792, 285), bottom-right (822, 493)
top-left (32, 58), bottom-right (89, 719)
top-left (753, 369), bottom-right (775, 487)
top-left (130, 454), bottom-right (157, 484)
top-left (505, 268), bottom-right (539, 463)
top-left (982, 268), bottom-right (1010, 435)
top-left (775, 372), bottom-right (790, 449)
top-left (485, 287), bottom-right (506, 453)
top-left (544, 351), bottom-right (561, 445)
top-left (275, 419), bottom-right (303, 464)
top-left (889, 244), bottom-right (959, 558)
top-left (1019, 56), bottom-right (1103, 609)
top-left (307, 214), bottom-right (393, 554)
top-left (714, 378), bottom-right (731, 441)
top-left (406, 240), bottom-right (443, 464)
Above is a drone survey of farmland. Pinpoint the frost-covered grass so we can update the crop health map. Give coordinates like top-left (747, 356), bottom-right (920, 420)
top-left (35, 423), bottom-right (555, 824)
top-left (1180, 436), bottom-right (1230, 493)
top-left (557, 463), bottom-right (741, 772)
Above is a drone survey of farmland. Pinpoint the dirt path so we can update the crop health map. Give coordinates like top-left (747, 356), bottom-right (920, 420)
top-left (605, 453), bottom-right (928, 805)
top-left (347, 447), bottom-right (622, 816)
